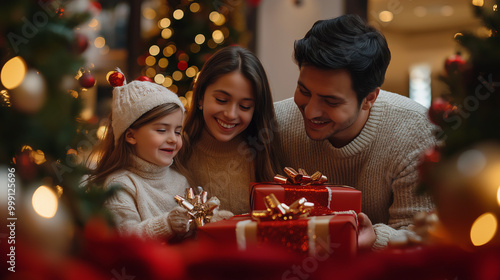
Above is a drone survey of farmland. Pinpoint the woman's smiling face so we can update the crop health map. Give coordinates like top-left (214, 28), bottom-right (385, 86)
top-left (200, 71), bottom-right (255, 142)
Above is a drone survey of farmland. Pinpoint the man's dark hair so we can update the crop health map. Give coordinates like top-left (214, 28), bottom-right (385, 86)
top-left (294, 14), bottom-right (391, 103)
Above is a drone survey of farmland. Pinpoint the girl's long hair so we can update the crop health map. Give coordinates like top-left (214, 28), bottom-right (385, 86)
top-left (86, 103), bottom-right (183, 188)
top-left (178, 46), bottom-right (280, 181)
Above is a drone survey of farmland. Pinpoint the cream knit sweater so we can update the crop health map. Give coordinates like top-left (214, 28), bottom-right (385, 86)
top-left (104, 155), bottom-right (190, 239)
top-left (274, 90), bottom-right (438, 249)
top-left (186, 129), bottom-right (255, 215)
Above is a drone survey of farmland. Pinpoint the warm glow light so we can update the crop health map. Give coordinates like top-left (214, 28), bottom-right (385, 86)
top-left (161, 28), bottom-right (173, 39)
top-left (149, 45), bottom-right (160, 56)
top-left (378, 10), bottom-right (393, 22)
top-left (145, 56), bottom-right (156, 66)
top-left (88, 18), bottom-right (99, 28)
top-left (55, 185), bottom-right (63, 197)
top-left (32, 186), bottom-right (58, 218)
top-left (96, 125), bottom-right (107, 140)
top-left (146, 67), bottom-right (156, 77)
top-left (186, 66), bottom-right (197, 78)
top-left (94, 37), bottom-right (106, 48)
top-left (472, 0), bottom-right (484, 7)
top-left (1, 56), bottom-right (27, 89)
top-left (497, 186), bottom-right (500, 206)
top-left (172, 71), bottom-right (183, 81)
top-left (195, 34), bottom-right (206, 45)
top-left (470, 212), bottom-right (497, 246)
top-left (163, 76), bottom-right (173, 87)
top-left (185, 90), bottom-right (193, 100)
top-left (31, 150), bottom-right (46, 165)
top-left (163, 45), bottom-right (176, 57)
top-left (454, 32), bottom-right (464, 39)
top-left (190, 3), bottom-right (201, 13)
top-left (169, 84), bottom-right (178, 93)
top-left (1, 90), bottom-right (10, 107)
top-left (143, 7), bottom-right (156, 19)
top-left (179, 96), bottom-right (188, 107)
top-left (494, 4), bottom-right (498, 11)
top-left (212, 30), bottom-right (224, 44)
top-left (209, 11), bottom-right (221, 23)
top-left (158, 18), bottom-right (171, 28)
top-left (173, 9), bottom-right (184, 20)
top-left (158, 58), bottom-right (169, 68)
top-left (154, 74), bottom-right (165, 84)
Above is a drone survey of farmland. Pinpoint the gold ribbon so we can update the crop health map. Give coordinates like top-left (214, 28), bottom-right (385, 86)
top-left (274, 167), bottom-right (327, 185)
top-left (174, 187), bottom-right (218, 227)
top-left (251, 193), bottom-right (314, 222)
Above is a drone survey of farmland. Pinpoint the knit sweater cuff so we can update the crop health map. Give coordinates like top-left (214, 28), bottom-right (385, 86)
top-left (372, 223), bottom-right (402, 251)
top-left (143, 214), bottom-right (173, 239)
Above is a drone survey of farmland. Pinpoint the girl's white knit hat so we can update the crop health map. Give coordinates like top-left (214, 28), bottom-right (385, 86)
top-left (111, 80), bottom-right (185, 143)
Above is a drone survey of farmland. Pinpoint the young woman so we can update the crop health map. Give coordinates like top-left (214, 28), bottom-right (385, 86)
top-left (178, 46), bottom-right (281, 215)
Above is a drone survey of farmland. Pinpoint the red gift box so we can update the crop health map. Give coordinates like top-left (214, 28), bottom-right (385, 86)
top-left (197, 212), bottom-right (358, 259)
top-left (250, 183), bottom-right (362, 215)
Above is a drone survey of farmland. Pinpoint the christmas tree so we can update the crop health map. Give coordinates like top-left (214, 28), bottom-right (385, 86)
top-left (422, 0), bottom-right (500, 249)
top-left (137, 0), bottom-right (250, 106)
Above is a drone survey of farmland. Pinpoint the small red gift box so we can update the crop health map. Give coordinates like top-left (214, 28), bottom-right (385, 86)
top-left (197, 212), bottom-right (358, 258)
top-left (250, 183), bottom-right (362, 215)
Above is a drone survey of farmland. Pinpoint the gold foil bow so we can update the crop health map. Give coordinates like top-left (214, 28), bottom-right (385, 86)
top-left (274, 167), bottom-right (328, 185)
top-left (174, 187), bottom-right (219, 227)
top-left (251, 193), bottom-right (314, 222)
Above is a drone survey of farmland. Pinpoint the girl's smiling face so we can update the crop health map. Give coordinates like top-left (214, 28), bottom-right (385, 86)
top-left (125, 108), bottom-right (183, 166)
top-left (200, 71), bottom-right (255, 142)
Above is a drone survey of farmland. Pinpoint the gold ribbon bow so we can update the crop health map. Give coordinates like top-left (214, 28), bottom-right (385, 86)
top-left (174, 187), bottom-right (218, 227)
top-left (251, 193), bottom-right (314, 222)
top-left (274, 167), bottom-right (327, 185)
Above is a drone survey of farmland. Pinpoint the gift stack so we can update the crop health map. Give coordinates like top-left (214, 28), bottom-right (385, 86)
top-left (197, 167), bottom-right (362, 259)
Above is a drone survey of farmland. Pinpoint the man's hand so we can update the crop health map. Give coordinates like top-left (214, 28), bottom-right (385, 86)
top-left (357, 212), bottom-right (376, 250)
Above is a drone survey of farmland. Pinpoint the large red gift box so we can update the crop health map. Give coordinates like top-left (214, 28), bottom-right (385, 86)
top-left (197, 212), bottom-right (358, 258)
top-left (250, 183), bottom-right (362, 215)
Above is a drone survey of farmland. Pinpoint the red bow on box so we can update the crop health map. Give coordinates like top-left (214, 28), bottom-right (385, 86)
top-left (274, 167), bottom-right (327, 185)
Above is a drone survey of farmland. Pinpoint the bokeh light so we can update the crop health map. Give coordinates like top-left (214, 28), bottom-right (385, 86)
top-left (32, 186), bottom-right (58, 219)
top-left (1, 56), bottom-right (27, 89)
top-left (470, 212), bottom-right (497, 246)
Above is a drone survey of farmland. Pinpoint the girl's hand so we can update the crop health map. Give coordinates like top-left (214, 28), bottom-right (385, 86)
top-left (357, 212), bottom-right (376, 250)
top-left (167, 206), bottom-right (191, 234)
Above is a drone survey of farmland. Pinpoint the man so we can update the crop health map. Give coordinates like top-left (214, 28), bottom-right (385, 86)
top-left (274, 14), bottom-right (437, 250)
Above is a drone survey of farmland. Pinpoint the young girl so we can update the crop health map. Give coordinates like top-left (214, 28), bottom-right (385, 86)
top-left (86, 76), bottom-right (193, 240)
top-left (178, 46), bottom-right (281, 215)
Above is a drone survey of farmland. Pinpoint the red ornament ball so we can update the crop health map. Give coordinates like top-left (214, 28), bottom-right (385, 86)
top-left (428, 98), bottom-right (454, 126)
top-left (444, 53), bottom-right (466, 75)
top-left (108, 71), bottom-right (125, 87)
top-left (79, 73), bottom-right (95, 88)
top-left (177, 61), bottom-right (188, 71)
top-left (73, 33), bottom-right (89, 54)
top-left (135, 76), bottom-right (153, 82)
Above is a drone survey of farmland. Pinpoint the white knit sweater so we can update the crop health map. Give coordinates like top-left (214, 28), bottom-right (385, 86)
top-left (274, 90), bottom-right (438, 249)
top-left (104, 155), bottom-right (190, 239)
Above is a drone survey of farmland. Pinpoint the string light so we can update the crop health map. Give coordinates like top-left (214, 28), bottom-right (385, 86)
top-left (212, 30), bottom-right (224, 44)
top-left (149, 45), bottom-right (160, 56)
top-left (195, 34), bottom-right (206, 45)
top-left (158, 18), bottom-right (171, 28)
top-left (143, 7), bottom-right (156, 19)
top-left (158, 58), bottom-right (169, 68)
top-left (172, 71), bottom-right (183, 81)
top-left (161, 28), bottom-right (173, 39)
top-left (472, 0), bottom-right (484, 7)
top-left (190, 3), bottom-right (201, 13)
top-left (146, 67), bottom-right (156, 77)
top-left (94, 37), bottom-right (106, 48)
top-left (173, 9), bottom-right (184, 20)
top-left (163, 76), bottom-right (173, 87)
top-left (154, 74), bottom-right (165, 84)
top-left (470, 212), bottom-right (497, 246)
top-left (1, 56), bottom-right (27, 89)
top-left (32, 186), bottom-right (58, 219)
